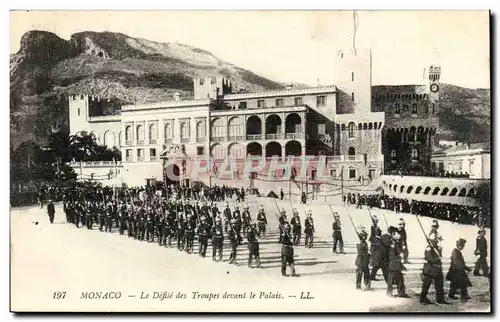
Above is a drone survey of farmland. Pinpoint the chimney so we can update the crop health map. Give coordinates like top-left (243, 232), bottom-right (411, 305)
top-left (173, 92), bottom-right (181, 101)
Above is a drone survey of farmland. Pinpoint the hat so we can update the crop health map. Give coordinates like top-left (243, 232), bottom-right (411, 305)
top-left (388, 226), bottom-right (398, 235)
top-left (456, 238), bottom-right (467, 248)
top-left (399, 218), bottom-right (405, 225)
top-left (372, 216), bottom-right (378, 222)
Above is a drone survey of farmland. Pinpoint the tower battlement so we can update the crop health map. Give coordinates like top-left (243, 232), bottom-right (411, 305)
top-left (193, 76), bottom-right (234, 99)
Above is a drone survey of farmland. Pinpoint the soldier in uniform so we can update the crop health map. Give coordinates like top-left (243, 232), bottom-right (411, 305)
top-left (228, 219), bottom-right (239, 265)
top-left (86, 202), bottom-right (94, 230)
top-left (420, 232), bottom-right (449, 305)
top-left (176, 213), bottom-right (186, 251)
top-left (473, 228), bottom-right (489, 277)
top-left (118, 206), bottom-right (127, 235)
top-left (369, 216), bottom-right (380, 243)
top-left (247, 223), bottom-right (262, 268)
top-left (145, 212), bottom-right (154, 242)
top-left (398, 218), bottom-right (410, 264)
top-left (242, 204), bottom-right (251, 233)
top-left (211, 218), bottom-right (224, 261)
top-left (223, 203), bottom-right (232, 233)
top-left (198, 217), bottom-right (209, 257)
top-left (446, 238), bottom-right (472, 302)
top-left (184, 218), bottom-right (195, 254)
top-left (105, 207), bottom-right (113, 233)
top-left (429, 220), bottom-right (442, 241)
top-left (280, 223), bottom-right (297, 277)
top-left (256, 205), bottom-right (267, 238)
top-left (369, 225), bottom-right (388, 282)
top-left (355, 227), bottom-right (371, 290)
top-left (304, 210), bottom-right (315, 248)
top-left (290, 209), bottom-right (302, 246)
top-left (332, 212), bottom-right (345, 254)
top-left (387, 227), bottom-right (410, 298)
top-left (47, 199), bottom-right (55, 224)
top-left (233, 205), bottom-right (243, 245)
top-left (277, 209), bottom-right (287, 244)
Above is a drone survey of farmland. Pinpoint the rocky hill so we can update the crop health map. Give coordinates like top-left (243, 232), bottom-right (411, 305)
top-left (10, 30), bottom-right (284, 147)
top-left (10, 30), bottom-right (490, 148)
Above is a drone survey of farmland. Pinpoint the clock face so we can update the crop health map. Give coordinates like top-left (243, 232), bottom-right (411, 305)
top-left (430, 83), bottom-right (439, 93)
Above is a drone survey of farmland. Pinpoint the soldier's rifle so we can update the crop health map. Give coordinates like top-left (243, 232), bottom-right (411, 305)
top-left (347, 214), bottom-right (361, 238)
top-left (272, 199), bottom-right (293, 240)
top-left (415, 214), bottom-right (442, 260)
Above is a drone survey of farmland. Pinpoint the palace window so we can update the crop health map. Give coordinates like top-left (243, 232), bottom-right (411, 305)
top-left (316, 96), bottom-right (326, 107)
top-left (276, 98), bottom-right (284, 107)
top-left (196, 121), bottom-right (206, 139)
top-left (137, 149), bottom-right (144, 161)
top-left (125, 149), bottom-right (132, 161)
top-left (352, 72), bottom-right (355, 81)
top-left (317, 123), bottom-right (326, 135)
top-left (348, 122), bottom-right (355, 138)
top-left (412, 103), bottom-right (418, 114)
top-left (395, 104), bottom-right (401, 114)
top-left (257, 100), bottom-right (266, 108)
top-left (239, 102), bottom-right (247, 109)
top-left (330, 169), bottom-right (337, 178)
top-left (351, 92), bottom-right (355, 102)
top-left (136, 125), bottom-right (144, 141)
top-left (180, 122), bottom-right (189, 140)
top-left (149, 124), bottom-right (157, 140)
top-left (197, 146), bottom-right (204, 156)
top-left (164, 123), bottom-right (173, 140)
top-left (294, 97), bottom-right (303, 106)
top-left (348, 147), bottom-right (356, 156)
top-left (432, 103), bottom-right (436, 114)
top-left (391, 149), bottom-right (397, 159)
top-left (349, 169), bottom-right (356, 179)
top-left (125, 126), bottom-right (132, 141)
top-left (411, 148), bottom-right (419, 159)
top-left (150, 148), bottom-right (157, 160)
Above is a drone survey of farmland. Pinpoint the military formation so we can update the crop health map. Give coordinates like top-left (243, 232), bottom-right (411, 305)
top-left (45, 182), bottom-right (489, 306)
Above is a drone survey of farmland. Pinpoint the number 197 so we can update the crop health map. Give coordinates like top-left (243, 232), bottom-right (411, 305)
top-left (53, 291), bottom-right (66, 299)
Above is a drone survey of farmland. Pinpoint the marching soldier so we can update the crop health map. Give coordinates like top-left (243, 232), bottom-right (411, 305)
top-left (280, 223), bottom-right (297, 277)
top-left (47, 199), bottom-right (55, 224)
top-left (85, 202), bottom-right (94, 230)
top-left (163, 211), bottom-right (174, 247)
top-left (145, 212), bottom-right (155, 242)
top-left (446, 238), bottom-right (472, 302)
top-left (223, 203), bottom-right (232, 233)
top-left (278, 209), bottom-right (287, 243)
top-left (247, 223), bottom-right (261, 268)
top-left (126, 206), bottom-right (134, 238)
top-left (332, 212), bottom-right (345, 254)
top-left (256, 205), bottom-right (267, 238)
top-left (420, 232), bottom-right (449, 305)
top-left (369, 225), bottom-right (388, 282)
top-left (242, 204), bottom-right (251, 233)
top-left (184, 218), bottom-right (195, 254)
top-left (304, 210), bottom-right (315, 248)
top-left (369, 215), bottom-right (380, 243)
top-left (105, 207), bottom-right (113, 233)
top-left (398, 218), bottom-right (409, 264)
top-left (290, 209), bottom-right (302, 246)
top-left (233, 205), bottom-right (243, 245)
top-left (176, 212), bottom-right (185, 251)
top-left (211, 218), bottom-right (224, 261)
top-left (387, 227), bottom-right (410, 298)
top-left (355, 226), bottom-right (371, 290)
top-left (118, 206), bottom-right (127, 235)
top-left (228, 219), bottom-right (239, 265)
top-left (198, 217), bottom-right (209, 257)
top-left (473, 228), bottom-right (489, 277)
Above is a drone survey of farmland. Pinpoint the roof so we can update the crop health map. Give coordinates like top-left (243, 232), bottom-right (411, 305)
top-left (372, 85), bottom-right (427, 96)
top-left (222, 85), bottom-right (337, 100)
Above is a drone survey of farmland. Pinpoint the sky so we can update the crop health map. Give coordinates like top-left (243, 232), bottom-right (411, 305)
top-left (9, 10), bottom-right (490, 89)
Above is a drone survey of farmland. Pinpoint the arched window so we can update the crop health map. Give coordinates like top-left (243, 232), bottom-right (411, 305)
top-left (136, 125), bottom-right (144, 141)
top-left (196, 121), bottom-right (206, 139)
top-left (125, 126), bottom-right (132, 142)
top-left (148, 124), bottom-right (157, 140)
top-left (180, 122), bottom-right (189, 140)
top-left (165, 123), bottom-right (173, 141)
top-left (368, 123), bottom-right (373, 130)
top-left (411, 148), bottom-right (419, 159)
top-left (423, 187), bottom-right (431, 195)
top-left (348, 122), bottom-right (355, 138)
top-left (415, 186), bottom-right (422, 194)
top-left (441, 187), bottom-right (449, 196)
top-left (348, 147), bottom-right (355, 155)
top-left (395, 104), bottom-right (401, 114)
top-left (450, 188), bottom-right (458, 196)
top-left (407, 186), bottom-right (413, 194)
top-left (432, 187), bottom-right (440, 195)
top-left (358, 123), bottom-right (362, 130)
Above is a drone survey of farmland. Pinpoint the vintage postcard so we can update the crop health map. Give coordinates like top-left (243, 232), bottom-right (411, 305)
top-left (9, 10), bottom-right (491, 313)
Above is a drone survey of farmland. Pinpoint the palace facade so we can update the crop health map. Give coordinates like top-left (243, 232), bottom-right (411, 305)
top-left (69, 48), bottom-right (441, 188)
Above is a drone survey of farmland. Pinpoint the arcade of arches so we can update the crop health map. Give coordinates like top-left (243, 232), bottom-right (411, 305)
top-left (209, 140), bottom-right (303, 159)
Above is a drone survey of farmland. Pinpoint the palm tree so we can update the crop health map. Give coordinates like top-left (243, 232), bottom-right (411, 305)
top-left (71, 131), bottom-right (98, 161)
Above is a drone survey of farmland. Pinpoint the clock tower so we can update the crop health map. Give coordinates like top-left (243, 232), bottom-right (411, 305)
top-left (427, 65), bottom-right (441, 116)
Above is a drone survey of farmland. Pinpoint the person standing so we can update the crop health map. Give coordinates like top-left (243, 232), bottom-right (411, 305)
top-left (47, 199), bottom-right (55, 224)
top-left (473, 228), bottom-right (489, 277)
top-left (247, 223), bottom-right (261, 268)
top-left (420, 233), bottom-right (449, 305)
top-left (398, 218), bottom-right (410, 264)
top-left (211, 218), bottom-right (224, 262)
top-left (290, 209), bottom-right (302, 246)
top-left (228, 219), bottom-right (239, 265)
top-left (256, 205), bottom-right (267, 238)
top-left (386, 228), bottom-right (410, 298)
top-left (446, 238), bottom-right (472, 302)
top-left (304, 210), bottom-right (315, 248)
top-left (280, 223), bottom-right (297, 277)
top-left (355, 227), bottom-right (371, 290)
top-left (332, 213), bottom-right (345, 254)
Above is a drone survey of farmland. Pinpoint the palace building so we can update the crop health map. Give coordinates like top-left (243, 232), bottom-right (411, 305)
top-left (69, 48), bottom-right (441, 188)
